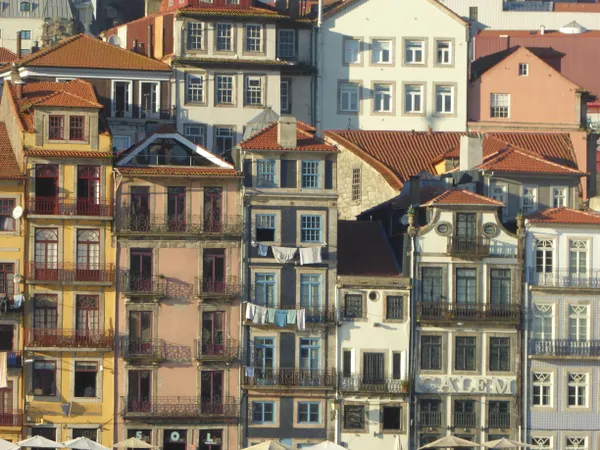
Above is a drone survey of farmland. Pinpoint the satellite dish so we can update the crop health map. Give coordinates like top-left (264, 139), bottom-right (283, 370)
top-left (400, 214), bottom-right (409, 226)
top-left (12, 206), bottom-right (23, 220)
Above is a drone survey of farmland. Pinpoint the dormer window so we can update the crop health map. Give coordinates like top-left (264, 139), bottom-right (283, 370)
top-left (69, 116), bottom-right (85, 141)
top-left (48, 116), bottom-right (64, 140)
top-left (20, 1), bottom-right (31, 12)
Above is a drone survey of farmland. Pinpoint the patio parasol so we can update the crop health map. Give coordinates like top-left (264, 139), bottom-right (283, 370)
top-left (16, 437), bottom-right (63, 448)
top-left (484, 439), bottom-right (532, 449)
top-left (62, 437), bottom-right (110, 450)
top-left (243, 441), bottom-right (294, 450)
top-left (112, 438), bottom-right (156, 449)
top-left (419, 435), bottom-right (485, 449)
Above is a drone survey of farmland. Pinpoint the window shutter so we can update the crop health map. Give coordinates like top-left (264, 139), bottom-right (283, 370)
top-left (325, 160), bottom-right (333, 189)
top-left (343, 350), bottom-right (352, 377)
top-left (281, 160), bottom-right (297, 188)
top-left (243, 160), bottom-right (252, 187)
top-left (392, 353), bottom-right (401, 380)
top-left (363, 353), bottom-right (384, 382)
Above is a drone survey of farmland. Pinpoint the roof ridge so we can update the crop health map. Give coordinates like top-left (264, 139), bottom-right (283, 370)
top-left (424, 188), bottom-right (504, 206)
top-left (238, 120), bottom-right (278, 147)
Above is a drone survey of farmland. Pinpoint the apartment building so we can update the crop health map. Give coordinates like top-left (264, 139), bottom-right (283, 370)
top-left (0, 75), bottom-right (116, 443)
top-left (524, 207), bottom-right (600, 450)
top-left (114, 129), bottom-right (243, 450)
top-left (317, 0), bottom-right (469, 132)
top-left (237, 117), bottom-right (338, 447)
top-left (336, 220), bottom-right (410, 450)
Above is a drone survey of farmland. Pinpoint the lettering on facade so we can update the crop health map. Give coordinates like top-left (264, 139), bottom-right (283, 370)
top-left (417, 376), bottom-right (516, 395)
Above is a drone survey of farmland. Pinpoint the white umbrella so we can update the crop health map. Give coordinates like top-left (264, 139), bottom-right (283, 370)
top-left (243, 441), bottom-right (294, 450)
top-left (112, 439), bottom-right (155, 449)
top-left (17, 437), bottom-right (62, 448)
top-left (420, 436), bottom-right (485, 449)
top-left (302, 442), bottom-right (346, 450)
top-left (0, 439), bottom-right (18, 450)
top-left (63, 437), bottom-right (110, 450)
top-left (484, 439), bottom-right (532, 449)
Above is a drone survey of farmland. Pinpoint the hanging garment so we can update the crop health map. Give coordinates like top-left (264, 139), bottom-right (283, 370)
top-left (297, 309), bottom-right (306, 331)
top-left (245, 302), bottom-right (256, 320)
top-left (0, 352), bottom-right (7, 388)
top-left (12, 294), bottom-right (24, 309)
top-left (258, 244), bottom-right (269, 257)
top-left (245, 366), bottom-right (255, 377)
top-left (286, 309), bottom-right (297, 325)
top-left (253, 306), bottom-right (267, 324)
top-left (266, 308), bottom-right (276, 323)
top-left (299, 247), bottom-right (322, 265)
top-left (272, 246), bottom-right (297, 264)
top-left (274, 310), bottom-right (288, 328)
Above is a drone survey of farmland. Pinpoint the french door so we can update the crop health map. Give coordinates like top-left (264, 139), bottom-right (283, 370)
top-left (204, 188), bottom-right (223, 232)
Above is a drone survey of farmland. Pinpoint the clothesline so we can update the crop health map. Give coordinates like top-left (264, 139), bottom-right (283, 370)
top-left (253, 243), bottom-right (324, 265)
top-left (244, 302), bottom-right (306, 330)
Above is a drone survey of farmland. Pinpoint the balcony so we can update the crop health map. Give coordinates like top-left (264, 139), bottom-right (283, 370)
top-left (0, 410), bottom-right (23, 427)
top-left (416, 302), bottom-right (520, 324)
top-left (121, 396), bottom-right (239, 420)
top-left (7, 351), bottom-right (22, 369)
top-left (28, 197), bottom-right (113, 217)
top-left (488, 413), bottom-right (510, 429)
top-left (529, 269), bottom-right (600, 289)
top-left (120, 273), bottom-right (167, 299)
top-left (419, 411), bottom-right (442, 428)
top-left (196, 276), bottom-right (242, 299)
top-left (453, 412), bottom-right (476, 428)
top-left (243, 369), bottom-right (337, 389)
top-left (26, 263), bottom-right (116, 285)
top-left (339, 375), bottom-right (409, 395)
top-left (121, 337), bottom-right (166, 363)
top-left (195, 339), bottom-right (241, 362)
top-left (0, 289), bottom-right (24, 313)
top-left (24, 329), bottom-right (114, 350)
top-left (243, 301), bottom-right (337, 326)
top-left (116, 211), bottom-right (243, 238)
top-left (447, 237), bottom-right (490, 258)
top-left (529, 339), bottom-right (600, 358)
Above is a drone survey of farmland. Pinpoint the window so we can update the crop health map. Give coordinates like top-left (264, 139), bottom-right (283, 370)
top-left (74, 362), bottom-right (97, 398)
top-left (567, 373), bottom-right (587, 407)
top-left (521, 186), bottom-right (538, 213)
top-left (533, 304), bottom-right (553, 340)
top-left (33, 361), bottom-right (56, 396)
top-left (113, 136), bottom-right (131, 152)
top-left (245, 76), bottom-right (263, 106)
top-left (72, 429), bottom-right (97, 441)
top-left (300, 275), bottom-right (322, 309)
top-left (490, 93), bottom-right (510, 118)
top-left (569, 240), bottom-right (588, 274)
top-left (532, 372), bottom-right (552, 407)
top-left (566, 438), bottom-right (587, 450)
top-left (363, 352), bottom-right (384, 383)
top-left (382, 406), bottom-right (402, 431)
top-left (568, 305), bottom-right (589, 341)
top-left (48, 115), bottom-right (64, 140)
top-left (77, 229), bottom-right (100, 272)
top-left (372, 39), bottom-right (391, 64)
top-left (245, 24), bottom-right (262, 52)
top-left (490, 183), bottom-right (508, 218)
top-left (252, 401), bottom-right (275, 424)
top-left (490, 269), bottom-right (511, 304)
top-left (489, 337), bottom-right (510, 371)
top-left (20, 30), bottom-right (31, 40)
top-left (112, 81), bottom-right (131, 118)
top-left (215, 127), bottom-right (234, 153)
top-left (348, 168), bottom-right (361, 203)
top-left (392, 352), bottom-right (402, 379)
top-left (0, 199), bottom-right (15, 231)
top-left (421, 336), bottom-right (441, 370)
top-left (184, 124), bottom-right (206, 146)
top-left (76, 295), bottom-right (99, 338)
top-left (344, 39), bottom-right (360, 64)
top-left (535, 239), bottom-right (553, 273)
top-left (256, 160), bottom-right (276, 187)
top-left (215, 75), bottom-right (234, 105)
top-left (255, 214), bottom-right (276, 241)
top-left (373, 84), bottom-right (392, 112)
top-left (301, 161), bottom-right (321, 188)
top-left (454, 400), bottom-right (475, 427)
top-left (254, 337), bottom-right (275, 375)
top-left (0, 263), bottom-right (14, 298)
top-left (342, 350), bottom-right (352, 377)
top-left (254, 273), bottom-right (276, 307)
top-left (278, 30), bottom-right (295, 58)
top-left (216, 23), bottom-right (233, 51)
top-left (386, 296), bottom-right (403, 320)
top-left (436, 40), bottom-right (452, 65)
top-left (422, 267), bottom-right (442, 302)
top-left (456, 268), bottom-right (476, 304)
top-left (299, 337), bottom-right (321, 370)
top-left (280, 79), bottom-right (291, 113)
top-left (187, 22), bottom-right (203, 50)
top-left (552, 187), bottom-right (567, 208)
top-left (455, 337), bottom-right (476, 371)
top-left (469, 6), bottom-right (478, 21)
top-left (69, 116), bottom-right (84, 141)
top-left (419, 399), bottom-right (442, 427)
top-left (435, 85), bottom-right (453, 114)
top-left (488, 401), bottom-right (510, 428)
top-left (298, 402), bottom-right (320, 424)
top-left (300, 215), bottom-right (322, 242)
top-left (34, 229), bottom-right (58, 273)
top-left (20, 1), bottom-right (31, 11)
top-left (343, 405), bottom-right (364, 429)
top-left (519, 63), bottom-right (529, 76)
top-left (340, 82), bottom-right (359, 112)
top-left (344, 294), bottom-right (362, 319)
top-left (186, 74), bottom-right (204, 104)
top-left (404, 84), bottom-right (423, 113)
top-left (405, 40), bottom-right (424, 64)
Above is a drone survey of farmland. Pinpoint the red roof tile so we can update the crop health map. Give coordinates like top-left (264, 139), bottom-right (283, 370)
top-left (240, 121), bottom-right (337, 152)
top-left (117, 167), bottom-right (241, 177)
top-left (337, 220), bottom-right (401, 276)
top-left (527, 207), bottom-right (600, 225)
top-left (179, 4), bottom-right (287, 18)
top-left (23, 149), bottom-right (113, 159)
top-left (553, 3), bottom-right (600, 12)
top-left (478, 145), bottom-right (585, 175)
top-left (0, 48), bottom-right (17, 64)
top-left (422, 189), bottom-right (505, 207)
top-left (0, 123), bottom-right (23, 179)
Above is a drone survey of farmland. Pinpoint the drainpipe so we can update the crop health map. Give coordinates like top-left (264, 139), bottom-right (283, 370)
top-left (519, 223), bottom-right (528, 444)
top-left (314, 0), bottom-right (324, 134)
top-left (113, 168), bottom-right (123, 443)
top-left (240, 180), bottom-right (249, 450)
top-left (334, 282), bottom-right (341, 445)
top-left (408, 224), bottom-right (417, 450)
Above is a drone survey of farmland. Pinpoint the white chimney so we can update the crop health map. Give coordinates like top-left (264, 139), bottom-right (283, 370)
top-left (459, 135), bottom-right (483, 171)
top-left (540, 25), bottom-right (545, 35)
top-left (277, 116), bottom-right (297, 148)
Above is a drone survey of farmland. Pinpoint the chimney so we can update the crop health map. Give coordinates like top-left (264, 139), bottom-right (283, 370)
top-left (275, 0), bottom-right (286, 10)
top-left (16, 31), bottom-right (21, 58)
top-left (408, 176), bottom-right (421, 206)
top-left (428, 125), bottom-right (433, 135)
top-left (288, 0), bottom-right (299, 18)
top-left (540, 25), bottom-right (545, 35)
top-left (15, 80), bottom-right (25, 100)
top-left (147, 24), bottom-right (153, 58)
top-left (277, 116), bottom-right (297, 149)
top-left (459, 135), bottom-right (483, 172)
top-left (31, 41), bottom-right (39, 53)
top-left (132, 39), bottom-right (138, 52)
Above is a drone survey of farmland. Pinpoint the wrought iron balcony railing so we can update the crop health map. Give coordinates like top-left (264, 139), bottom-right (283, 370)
top-left (121, 337), bottom-right (166, 361)
top-left (339, 375), bottom-right (409, 394)
top-left (529, 339), bottom-right (600, 357)
top-left (28, 197), bottom-right (113, 216)
top-left (529, 269), bottom-right (600, 289)
top-left (196, 276), bottom-right (242, 298)
top-left (419, 411), bottom-right (442, 428)
top-left (7, 351), bottom-right (22, 369)
top-left (122, 396), bottom-right (239, 418)
top-left (453, 412), bottom-right (477, 428)
top-left (25, 329), bottom-right (114, 349)
top-left (417, 302), bottom-right (520, 322)
top-left (447, 237), bottom-right (490, 257)
top-left (0, 410), bottom-right (22, 427)
top-left (243, 368), bottom-right (337, 388)
top-left (27, 263), bottom-right (116, 284)
top-left (195, 339), bottom-right (241, 361)
top-left (120, 273), bottom-right (167, 297)
top-left (488, 412), bottom-right (510, 428)
top-left (130, 105), bottom-right (177, 121)
top-left (243, 301), bottom-right (337, 325)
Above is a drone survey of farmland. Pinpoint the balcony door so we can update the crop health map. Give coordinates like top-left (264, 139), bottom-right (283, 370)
top-left (77, 166), bottom-right (100, 215)
top-left (456, 213), bottom-right (476, 239)
top-left (34, 229), bottom-right (58, 280)
top-left (130, 187), bottom-right (150, 231)
top-left (363, 352), bottom-right (384, 385)
top-left (300, 338), bottom-right (321, 386)
top-left (130, 249), bottom-right (152, 291)
top-left (0, 381), bottom-right (14, 425)
top-left (76, 295), bottom-right (99, 344)
top-left (35, 164), bottom-right (58, 214)
top-left (167, 187), bottom-right (186, 232)
top-left (204, 188), bottom-right (222, 232)
top-left (203, 249), bottom-right (225, 293)
top-left (140, 82), bottom-right (159, 118)
top-left (33, 295), bottom-right (58, 345)
top-left (0, 263), bottom-right (14, 299)
top-left (254, 337), bottom-right (274, 381)
top-left (128, 370), bottom-right (151, 412)
top-left (76, 229), bottom-right (100, 281)
top-left (200, 371), bottom-right (224, 413)
top-left (202, 311), bottom-right (225, 356)
top-left (129, 311), bottom-right (153, 355)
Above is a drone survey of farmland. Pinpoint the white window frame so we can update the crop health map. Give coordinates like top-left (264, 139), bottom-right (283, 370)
top-left (490, 93), bottom-right (510, 118)
top-left (186, 73), bottom-right (205, 104)
top-left (404, 84), bottom-right (423, 114)
top-left (404, 39), bottom-right (424, 64)
top-left (280, 79), bottom-right (291, 114)
top-left (531, 438), bottom-right (551, 450)
top-left (373, 83), bottom-right (392, 113)
top-left (20, 29), bottom-right (31, 40)
top-left (521, 185), bottom-right (537, 213)
top-left (490, 182), bottom-right (508, 218)
top-left (215, 75), bottom-right (234, 105)
top-left (216, 23), bottom-right (233, 52)
top-left (552, 186), bottom-right (567, 208)
top-left (532, 304), bottom-right (553, 340)
top-left (184, 124), bottom-right (206, 147)
top-left (519, 63), bottom-right (529, 76)
top-left (111, 80), bottom-right (133, 118)
top-left (566, 437), bottom-right (587, 450)
top-left (569, 239), bottom-right (588, 274)
top-left (535, 239), bottom-right (554, 274)
top-left (277, 29), bottom-right (295, 59)
top-left (568, 305), bottom-right (589, 341)
top-left (436, 40), bottom-right (452, 65)
top-left (245, 24), bottom-right (262, 53)
top-left (215, 126), bottom-right (234, 154)
top-left (351, 168), bottom-right (361, 202)
top-left (187, 22), bottom-right (203, 50)
top-left (372, 39), bottom-right (392, 64)
top-left (245, 76), bottom-right (263, 106)
top-left (139, 81), bottom-right (160, 119)
top-left (532, 372), bottom-right (552, 407)
top-left (435, 85), bottom-right (454, 114)
top-left (343, 39), bottom-right (360, 64)
top-left (340, 82), bottom-right (359, 112)
top-left (567, 373), bottom-right (588, 408)
top-left (112, 135), bottom-right (131, 152)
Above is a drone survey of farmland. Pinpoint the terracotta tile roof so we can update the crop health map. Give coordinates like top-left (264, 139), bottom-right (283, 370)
top-left (422, 189), bottom-right (505, 207)
top-left (240, 121), bottom-right (337, 152)
top-left (477, 30), bottom-right (600, 38)
top-left (0, 123), bottom-right (23, 179)
top-left (527, 207), bottom-right (600, 225)
top-left (337, 220), bottom-right (400, 276)
top-left (478, 145), bottom-right (585, 175)
top-left (179, 4), bottom-right (287, 18)
top-left (172, 56), bottom-right (300, 66)
top-left (23, 149), bottom-right (113, 159)
top-left (117, 167), bottom-right (241, 177)
top-left (0, 47), bottom-right (17, 64)
top-left (7, 34), bottom-right (171, 72)
top-left (488, 132), bottom-right (577, 168)
top-left (471, 46), bottom-right (567, 80)
top-left (553, 3), bottom-right (600, 12)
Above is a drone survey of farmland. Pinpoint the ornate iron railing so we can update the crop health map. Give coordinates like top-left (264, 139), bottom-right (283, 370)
top-left (488, 412), bottom-right (510, 428)
top-left (25, 329), bottom-right (114, 349)
top-left (243, 301), bottom-right (336, 325)
top-left (419, 411), bottom-right (442, 428)
top-left (529, 339), bottom-right (600, 357)
top-left (243, 368), bottom-right (337, 388)
top-left (417, 302), bottom-right (520, 322)
top-left (453, 412), bottom-right (476, 428)
top-left (122, 396), bottom-right (239, 417)
top-left (447, 237), bottom-right (490, 257)
top-left (196, 276), bottom-right (242, 297)
top-left (0, 410), bottom-right (22, 426)
top-left (27, 263), bottom-right (116, 283)
top-left (339, 375), bottom-right (409, 394)
top-left (195, 339), bottom-right (241, 361)
top-left (28, 197), bottom-right (113, 216)
top-left (529, 269), bottom-right (600, 288)
top-left (120, 337), bottom-right (166, 361)
top-left (120, 273), bottom-right (167, 297)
